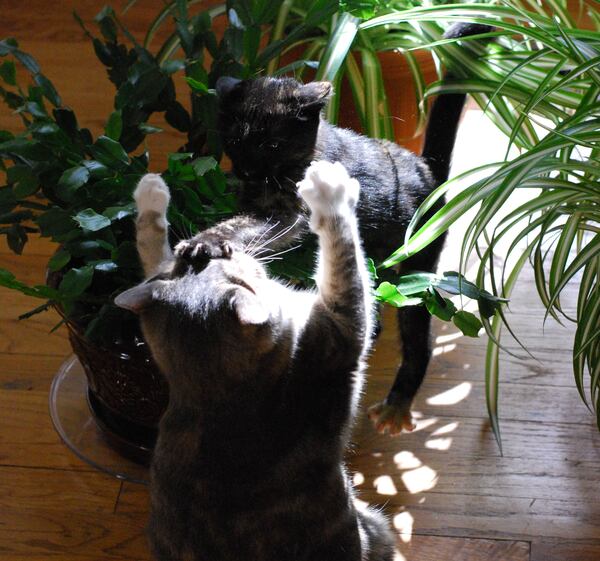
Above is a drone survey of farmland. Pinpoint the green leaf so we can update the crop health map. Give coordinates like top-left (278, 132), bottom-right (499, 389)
top-left (92, 259), bottom-right (118, 272)
top-left (48, 249), bottom-right (71, 272)
top-left (36, 208), bottom-right (75, 238)
top-left (453, 311), bottom-right (483, 338)
top-left (34, 73), bottom-right (61, 107)
top-left (395, 272), bottom-right (435, 296)
top-left (6, 223), bottom-right (28, 254)
top-left (73, 209), bottom-right (111, 232)
top-left (375, 281), bottom-right (423, 308)
top-left (366, 258), bottom-right (378, 281)
top-left (315, 13), bottom-right (359, 82)
top-left (193, 156), bottom-right (218, 176)
top-left (58, 265), bottom-right (94, 297)
top-left (186, 77), bottom-right (210, 94)
top-left (105, 110), bottom-right (123, 140)
top-left (103, 204), bottom-right (135, 221)
top-left (8, 166), bottom-right (38, 198)
top-left (138, 122), bottom-right (162, 134)
top-left (0, 60), bottom-right (16, 85)
top-left (0, 267), bottom-right (60, 300)
top-left (425, 291), bottom-right (457, 321)
top-left (57, 165), bottom-right (90, 200)
top-left (92, 135), bottom-right (129, 167)
top-left (83, 160), bottom-right (112, 179)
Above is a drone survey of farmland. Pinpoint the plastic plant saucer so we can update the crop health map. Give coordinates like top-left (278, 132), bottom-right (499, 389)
top-left (49, 356), bottom-right (150, 485)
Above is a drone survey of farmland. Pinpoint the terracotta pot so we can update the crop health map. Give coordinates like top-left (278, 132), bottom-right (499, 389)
top-left (337, 49), bottom-right (438, 154)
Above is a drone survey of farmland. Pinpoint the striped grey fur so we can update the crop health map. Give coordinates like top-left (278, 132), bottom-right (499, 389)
top-left (115, 163), bottom-right (396, 561)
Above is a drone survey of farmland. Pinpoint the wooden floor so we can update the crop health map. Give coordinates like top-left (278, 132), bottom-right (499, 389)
top-left (1, 2), bottom-right (600, 560)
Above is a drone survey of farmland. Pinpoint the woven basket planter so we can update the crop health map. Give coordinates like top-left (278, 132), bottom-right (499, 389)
top-left (66, 321), bottom-right (168, 464)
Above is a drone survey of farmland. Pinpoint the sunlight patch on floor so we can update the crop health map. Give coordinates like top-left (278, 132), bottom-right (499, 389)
top-left (374, 475), bottom-right (398, 495)
top-left (394, 451), bottom-right (422, 470)
top-left (435, 331), bottom-right (464, 344)
top-left (426, 382), bottom-right (472, 405)
top-left (353, 471), bottom-right (365, 486)
top-left (431, 421), bottom-right (459, 436)
top-left (393, 511), bottom-right (414, 544)
top-left (401, 465), bottom-right (439, 494)
top-left (411, 415), bottom-right (438, 432)
top-left (425, 437), bottom-right (453, 451)
top-left (432, 343), bottom-right (457, 357)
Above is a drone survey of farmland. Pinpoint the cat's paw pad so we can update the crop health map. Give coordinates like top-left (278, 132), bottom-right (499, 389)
top-left (297, 161), bottom-right (359, 222)
top-left (367, 400), bottom-right (416, 436)
top-left (134, 174), bottom-right (170, 215)
top-left (175, 237), bottom-right (233, 262)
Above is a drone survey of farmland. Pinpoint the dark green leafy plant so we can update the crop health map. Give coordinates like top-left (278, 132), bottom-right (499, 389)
top-left (0, 0), bottom-right (497, 348)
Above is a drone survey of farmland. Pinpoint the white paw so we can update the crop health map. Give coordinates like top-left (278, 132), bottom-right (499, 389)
top-left (134, 174), bottom-right (170, 215)
top-left (297, 161), bottom-right (359, 227)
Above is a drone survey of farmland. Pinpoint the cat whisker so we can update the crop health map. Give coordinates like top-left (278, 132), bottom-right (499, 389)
top-left (246, 219), bottom-right (280, 255)
top-left (257, 243), bottom-right (302, 261)
top-left (251, 217), bottom-right (301, 256)
top-left (247, 218), bottom-right (299, 257)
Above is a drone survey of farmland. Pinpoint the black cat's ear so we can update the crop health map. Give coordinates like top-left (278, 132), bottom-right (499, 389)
top-left (216, 76), bottom-right (243, 100)
top-left (296, 81), bottom-right (332, 111)
top-left (114, 281), bottom-right (161, 314)
top-left (230, 291), bottom-right (269, 326)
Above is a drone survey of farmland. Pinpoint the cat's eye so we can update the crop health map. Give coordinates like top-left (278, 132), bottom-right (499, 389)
top-left (266, 141), bottom-right (279, 150)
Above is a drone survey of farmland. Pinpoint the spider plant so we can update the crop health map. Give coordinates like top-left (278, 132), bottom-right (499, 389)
top-left (350, 0), bottom-right (600, 445)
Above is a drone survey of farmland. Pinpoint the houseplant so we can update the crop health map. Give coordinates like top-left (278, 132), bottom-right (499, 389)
top-left (0, 0), bottom-right (509, 456)
top-left (360, 0), bottom-right (600, 444)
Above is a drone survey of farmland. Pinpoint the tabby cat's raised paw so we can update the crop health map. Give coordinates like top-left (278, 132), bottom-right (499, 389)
top-left (134, 174), bottom-right (170, 215)
top-left (368, 400), bottom-right (416, 436)
top-left (297, 161), bottom-right (359, 230)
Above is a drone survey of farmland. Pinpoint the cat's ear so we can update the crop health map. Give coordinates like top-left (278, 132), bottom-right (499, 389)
top-left (216, 76), bottom-right (244, 100)
top-left (230, 291), bottom-right (270, 326)
top-left (296, 81), bottom-right (332, 111)
top-left (114, 281), bottom-right (161, 314)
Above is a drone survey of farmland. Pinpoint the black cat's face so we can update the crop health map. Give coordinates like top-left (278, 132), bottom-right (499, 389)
top-left (216, 77), bottom-right (331, 188)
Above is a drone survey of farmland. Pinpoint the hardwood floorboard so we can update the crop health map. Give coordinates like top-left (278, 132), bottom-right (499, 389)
top-left (0, 509), bottom-right (150, 561)
top-left (0, 465), bottom-right (120, 514)
top-left (0, 389), bottom-right (93, 470)
top-left (530, 539), bottom-right (600, 561)
top-left (396, 535), bottom-right (530, 561)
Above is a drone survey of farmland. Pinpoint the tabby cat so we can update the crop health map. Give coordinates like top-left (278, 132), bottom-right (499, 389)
top-left (115, 162), bottom-right (396, 561)
top-left (176, 23), bottom-right (492, 435)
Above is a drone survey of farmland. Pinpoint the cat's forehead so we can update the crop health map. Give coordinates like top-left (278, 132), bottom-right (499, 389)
top-left (236, 77), bottom-right (302, 116)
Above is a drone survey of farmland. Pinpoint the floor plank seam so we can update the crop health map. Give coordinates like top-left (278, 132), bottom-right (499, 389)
top-left (113, 481), bottom-right (124, 515)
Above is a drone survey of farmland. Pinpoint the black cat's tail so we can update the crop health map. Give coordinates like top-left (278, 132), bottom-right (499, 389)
top-left (420, 22), bottom-right (494, 186)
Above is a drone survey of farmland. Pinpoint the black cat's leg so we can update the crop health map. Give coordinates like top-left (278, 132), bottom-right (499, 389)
top-left (368, 238), bottom-right (445, 435)
top-left (369, 305), bottom-right (432, 434)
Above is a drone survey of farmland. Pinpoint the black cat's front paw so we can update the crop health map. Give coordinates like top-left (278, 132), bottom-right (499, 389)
top-left (368, 396), bottom-right (416, 436)
top-left (175, 235), bottom-right (234, 262)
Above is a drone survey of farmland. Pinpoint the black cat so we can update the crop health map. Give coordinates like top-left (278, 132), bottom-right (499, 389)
top-left (178, 22), bottom-right (492, 434)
